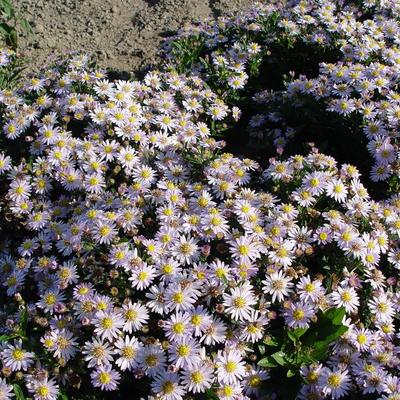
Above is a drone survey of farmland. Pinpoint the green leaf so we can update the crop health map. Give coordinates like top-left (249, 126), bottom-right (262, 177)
top-left (0, 22), bottom-right (13, 35)
top-left (287, 369), bottom-right (296, 378)
top-left (20, 18), bottom-right (32, 34)
top-left (58, 391), bottom-right (69, 400)
top-left (18, 306), bottom-right (28, 337)
top-left (324, 307), bottom-right (346, 325)
top-left (13, 384), bottom-right (25, 400)
top-left (204, 389), bottom-right (219, 400)
top-left (270, 351), bottom-right (287, 366)
top-left (319, 325), bottom-right (348, 345)
top-left (8, 28), bottom-right (18, 49)
top-left (257, 356), bottom-right (278, 368)
top-left (287, 327), bottom-right (307, 342)
top-left (301, 308), bottom-right (349, 362)
top-left (0, 334), bottom-right (11, 343)
top-left (0, 0), bottom-right (14, 18)
top-left (263, 335), bottom-right (279, 347)
top-left (310, 342), bottom-right (329, 360)
top-left (258, 344), bottom-right (266, 355)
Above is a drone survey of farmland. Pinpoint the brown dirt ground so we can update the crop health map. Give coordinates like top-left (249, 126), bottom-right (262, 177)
top-left (14, 0), bottom-right (252, 75)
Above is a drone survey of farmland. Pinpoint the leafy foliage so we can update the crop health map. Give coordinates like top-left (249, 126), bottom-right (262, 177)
top-left (258, 308), bottom-right (348, 398)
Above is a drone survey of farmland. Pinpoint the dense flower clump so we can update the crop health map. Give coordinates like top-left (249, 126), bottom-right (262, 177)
top-left (167, 0), bottom-right (400, 185)
top-left (0, 1), bottom-right (399, 400)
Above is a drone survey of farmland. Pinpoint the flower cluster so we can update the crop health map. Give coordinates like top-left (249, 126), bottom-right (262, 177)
top-left (166, 0), bottom-right (400, 185)
top-left (0, 2), bottom-right (399, 400)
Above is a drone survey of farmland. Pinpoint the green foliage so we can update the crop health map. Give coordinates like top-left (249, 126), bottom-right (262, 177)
top-left (0, 0), bottom-right (33, 89)
top-left (58, 391), bottom-right (69, 400)
top-left (0, 0), bottom-right (32, 50)
top-left (258, 307), bottom-right (348, 399)
top-left (13, 384), bottom-right (26, 400)
top-left (0, 54), bottom-right (25, 89)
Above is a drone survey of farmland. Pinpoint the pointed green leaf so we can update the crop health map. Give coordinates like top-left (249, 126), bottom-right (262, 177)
top-left (271, 351), bottom-right (287, 366)
top-left (257, 356), bottom-right (278, 368)
top-left (13, 384), bottom-right (26, 400)
top-left (288, 327), bottom-right (307, 342)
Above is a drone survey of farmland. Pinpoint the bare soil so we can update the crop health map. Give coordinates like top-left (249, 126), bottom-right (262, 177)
top-left (14, 0), bottom-right (252, 75)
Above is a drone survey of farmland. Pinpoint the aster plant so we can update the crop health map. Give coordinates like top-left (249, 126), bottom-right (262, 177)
top-left (166, 0), bottom-right (400, 193)
top-left (0, 1), bottom-right (399, 400)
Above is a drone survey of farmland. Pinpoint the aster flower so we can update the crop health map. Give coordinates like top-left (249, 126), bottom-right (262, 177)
top-left (330, 286), bottom-right (360, 313)
top-left (262, 270), bottom-right (294, 303)
top-left (26, 377), bottom-right (59, 400)
top-left (268, 240), bottom-right (294, 267)
top-left (151, 371), bottom-right (185, 400)
top-left (1, 5), bottom-right (400, 398)
top-left (229, 235), bottom-right (262, 263)
top-left (169, 337), bottom-right (202, 369)
top-left (49, 329), bottom-right (78, 362)
top-left (181, 362), bottom-right (214, 393)
top-left (223, 282), bottom-right (257, 321)
top-left (239, 310), bottom-right (268, 343)
top-left (369, 294), bottom-right (395, 323)
top-left (243, 365), bottom-right (270, 397)
top-left (114, 335), bottom-right (143, 371)
top-left (129, 264), bottom-right (157, 291)
top-left (297, 275), bottom-right (324, 302)
top-left (93, 310), bottom-right (124, 341)
top-left (0, 377), bottom-right (14, 400)
top-left (200, 317), bottom-right (227, 346)
top-left (216, 350), bottom-right (246, 385)
top-left (284, 301), bottom-right (315, 329)
top-left (1, 340), bottom-right (35, 371)
top-left (138, 343), bottom-right (167, 378)
top-left (171, 235), bottom-right (200, 264)
top-left (321, 368), bottom-right (351, 399)
top-left (121, 301), bottom-right (149, 333)
top-left (91, 365), bottom-right (121, 391)
top-left (82, 337), bottom-right (115, 368)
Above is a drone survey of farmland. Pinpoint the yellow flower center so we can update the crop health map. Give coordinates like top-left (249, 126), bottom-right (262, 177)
top-left (162, 381), bottom-right (174, 394)
top-left (238, 245), bottom-right (249, 256)
top-left (138, 271), bottom-right (148, 281)
top-left (93, 346), bottom-right (105, 358)
top-left (172, 322), bottom-right (185, 334)
top-left (249, 376), bottom-right (261, 387)
top-left (180, 243), bottom-right (192, 255)
top-left (145, 354), bottom-right (158, 367)
top-left (191, 371), bottom-right (203, 384)
top-left (233, 297), bottom-right (246, 308)
top-left (293, 309), bottom-right (305, 320)
top-left (357, 334), bottom-right (367, 345)
top-left (275, 164), bottom-right (286, 173)
top-left (12, 349), bottom-right (25, 361)
top-left (276, 248), bottom-right (288, 258)
top-left (341, 291), bottom-right (352, 302)
top-left (191, 315), bottom-right (202, 326)
top-left (101, 317), bottom-right (113, 329)
top-left (327, 374), bottom-right (341, 388)
top-left (162, 264), bottom-right (173, 274)
top-left (45, 293), bottom-right (57, 305)
top-left (319, 232), bottom-right (328, 240)
top-left (307, 371), bottom-right (319, 384)
top-left (172, 292), bottom-right (184, 304)
top-left (125, 309), bottom-right (138, 321)
top-left (176, 344), bottom-right (190, 357)
top-left (122, 346), bottom-right (136, 358)
top-left (99, 372), bottom-right (111, 384)
top-left (225, 361), bottom-right (237, 373)
top-left (304, 283), bottom-right (315, 293)
top-left (37, 386), bottom-right (49, 396)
